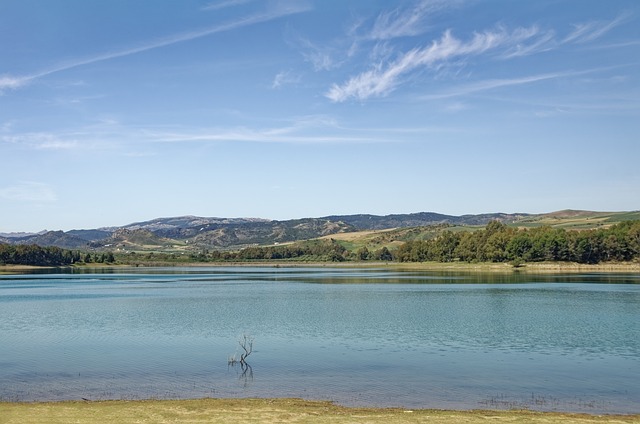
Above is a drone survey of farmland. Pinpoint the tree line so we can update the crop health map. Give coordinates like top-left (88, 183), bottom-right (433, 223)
top-left (0, 244), bottom-right (83, 266)
top-left (202, 239), bottom-right (392, 262)
top-left (0, 244), bottom-right (118, 266)
top-left (395, 220), bottom-right (640, 264)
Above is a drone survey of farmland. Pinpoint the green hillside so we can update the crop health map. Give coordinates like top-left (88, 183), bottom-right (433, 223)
top-left (513, 210), bottom-right (640, 229)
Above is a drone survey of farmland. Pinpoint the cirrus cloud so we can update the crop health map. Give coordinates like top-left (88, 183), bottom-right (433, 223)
top-left (0, 182), bottom-right (57, 203)
top-left (326, 26), bottom-right (546, 102)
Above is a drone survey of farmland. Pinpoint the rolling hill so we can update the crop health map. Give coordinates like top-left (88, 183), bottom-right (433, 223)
top-left (2, 210), bottom-right (638, 252)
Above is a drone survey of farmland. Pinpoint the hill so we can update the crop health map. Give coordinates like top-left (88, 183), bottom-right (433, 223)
top-left (321, 212), bottom-right (527, 230)
top-left (10, 230), bottom-right (90, 249)
top-left (2, 210), bottom-right (638, 252)
top-left (514, 210), bottom-right (640, 229)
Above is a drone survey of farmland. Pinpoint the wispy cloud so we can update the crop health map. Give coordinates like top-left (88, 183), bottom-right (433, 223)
top-left (0, 75), bottom-right (31, 91)
top-left (147, 129), bottom-right (372, 144)
top-left (271, 70), bottom-right (300, 89)
top-left (0, 182), bottom-right (57, 203)
top-left (368, 0), bottom-right (455, 40)
top-left (421, 69), bottom-right (601, 100)
top-left (295, 36), bottom-right (342, 71)
top-left (501, 26), bottom-right (556, 58)
top-left (144, 116), bottom-right (377, 144)
top-left (202, 0), bottom-right (253, 11)
top-left (0, 117), bottom-right (130, 150)
top-left (563, 12), bottom-right (630, 44)
top-left (1, 121), bottom-right (14, 132)
top-left (294, 1), bottom-right (455, 73)
top-left (0, 2), bottom-right (311, 92)
top-left (1, 132), bottom-right (80, 150)
top-left (1, 115), bottom-right (388, 148)
top-left (326, 26), bottom-right (544, 102)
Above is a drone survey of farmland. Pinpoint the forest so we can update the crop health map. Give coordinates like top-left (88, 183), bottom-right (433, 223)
top-left (395, 220), bottom-right (640, 264)
top-left (0, 244), bottom-right (83, 267)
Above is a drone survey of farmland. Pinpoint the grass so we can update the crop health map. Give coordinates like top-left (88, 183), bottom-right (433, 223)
top-left (514, 210), bottom-right (640, 230)
top-left (1, 398), bottom-right (638, 424)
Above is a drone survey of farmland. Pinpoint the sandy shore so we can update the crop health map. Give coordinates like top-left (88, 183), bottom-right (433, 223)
top-left (1, 398), bottom-right (638, 424)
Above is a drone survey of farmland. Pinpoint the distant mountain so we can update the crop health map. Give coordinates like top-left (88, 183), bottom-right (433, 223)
top-left (89, 228), bottom-right (182, 250)
top-left (322, 212), bottom-right (528, 230)
top-left (4, 210), bottom-right (637, 252)
top-left (0, 231), bottom-right (47, 238)
top-left (112, 215), bottom-right (271, 232)
top-left (12, 230), bottom-right (90, 249)
top-left (187, 218), bottom-right (355, 248)
top-left (66, 229), bottom-right (113, 242)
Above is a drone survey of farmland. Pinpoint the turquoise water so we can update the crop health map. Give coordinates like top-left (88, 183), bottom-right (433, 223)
top-left (0, 267), bottom-right (638, 413)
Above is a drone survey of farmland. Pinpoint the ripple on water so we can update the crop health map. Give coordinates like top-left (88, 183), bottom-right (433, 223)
top-left (0, 268), bottom-right (638, 413)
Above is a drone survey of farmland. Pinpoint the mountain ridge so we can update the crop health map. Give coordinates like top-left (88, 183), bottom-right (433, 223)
top-left (2, 210), bottom-right (638, 251)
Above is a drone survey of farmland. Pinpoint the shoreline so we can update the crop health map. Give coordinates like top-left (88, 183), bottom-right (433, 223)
top-left (1, 398), bottom-right (638, 423)
top-left (2, 261), bottom-right (640, 274)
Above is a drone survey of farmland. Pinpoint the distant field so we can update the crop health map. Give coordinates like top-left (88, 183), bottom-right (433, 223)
top-left (513, 210), bottom-right (640, 230)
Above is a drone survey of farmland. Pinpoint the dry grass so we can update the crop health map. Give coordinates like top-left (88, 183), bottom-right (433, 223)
top-left (1, 399), bottom-right (638, 424)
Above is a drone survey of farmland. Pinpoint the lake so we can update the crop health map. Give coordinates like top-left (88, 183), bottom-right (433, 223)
top-left (0, 266), bottom-right (638, 413)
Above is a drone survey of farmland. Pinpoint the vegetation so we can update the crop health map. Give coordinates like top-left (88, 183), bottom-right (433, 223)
top-left (0, 244), bottom-right (83, 266)
top-left (395, 220), bottom-right (640, 264)
top-left (3, 220), bottom-right (640, 267)
top-left (1, 398), bottom-right (638, 424)
top-left (0, 244), bottom-right (119, 267)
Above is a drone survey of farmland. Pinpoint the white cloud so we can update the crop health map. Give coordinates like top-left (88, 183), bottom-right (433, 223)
top-left (368, 0), bottom-right (453, 40)
top-left (0, 75), bottom-right (31, 92)
top-left (1, 121), bottom-right (14, 132)
top-left (295, 36), bottom-right (341, 71)
top-left (271, 70), bottom-right (300, 89)
top-left (1, 132), bottom-right (79, 150)
top-left (2, 3), bottom-right (311, 91)
top-left (202, 0), bottom-right (253, 11)
top-left (142, 115), bottom-right (388, 144)
top-left (0, 182), bottom-right (57, 203)
top-left (501, 27), bottom-right (556, 58)
top-left (147, 128), bottom-right (371, 144)
top-left (326, 26), bottom-right (543, 102)
top-left (563, 13), bottom-right (630, 44)
top-left (421, 69), bottom-right (599, 100)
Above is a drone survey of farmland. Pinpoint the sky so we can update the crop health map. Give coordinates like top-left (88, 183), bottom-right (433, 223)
top-left (1, 0), bottom-right (639, 232)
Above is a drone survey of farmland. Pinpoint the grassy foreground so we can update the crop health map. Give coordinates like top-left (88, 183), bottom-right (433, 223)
top-left (1, 399), bottom-right (638, 424)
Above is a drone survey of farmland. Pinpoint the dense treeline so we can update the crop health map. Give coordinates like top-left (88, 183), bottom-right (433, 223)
top-left (0, 244), bottom-right (83, 266)
top-left (396, 220), bottom-right (640, 264)
top-left (0, 244), bottom-right (118, 266)
top-left (202, 239), bottom-right (392, 262)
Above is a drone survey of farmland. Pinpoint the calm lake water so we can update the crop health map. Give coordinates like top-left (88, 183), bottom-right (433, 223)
top-left (0, 267), bottom-right (638, 413)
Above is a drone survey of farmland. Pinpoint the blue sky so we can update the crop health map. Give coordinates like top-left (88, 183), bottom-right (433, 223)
top-left (1, 0), bottom-right (639, 232)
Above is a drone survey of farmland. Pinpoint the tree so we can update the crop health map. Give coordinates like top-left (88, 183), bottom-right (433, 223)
top-left (431, 231), bottom-right (459, 262)
top-left (506, 232), bottom-right (533, 261)
top-left (374, 246), bottom-right (393, 261)
top-left (356, 246), bottom-right (370, 261)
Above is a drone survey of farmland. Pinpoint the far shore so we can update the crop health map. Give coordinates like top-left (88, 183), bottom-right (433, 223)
top-left (2, 260), bottom-right (640, 274)
top-left (1, 398), bottom-right (638, 424)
